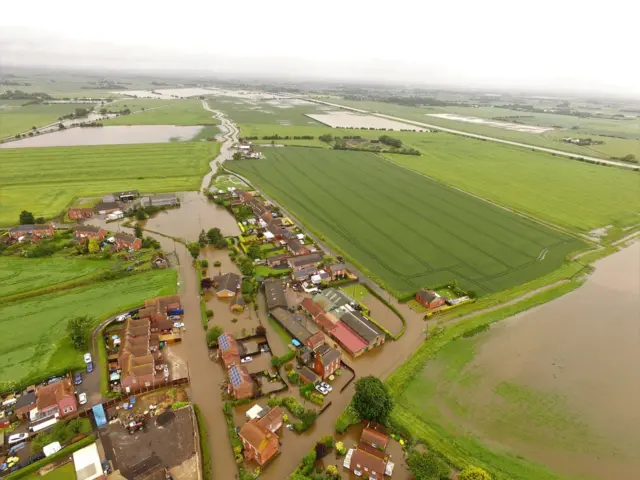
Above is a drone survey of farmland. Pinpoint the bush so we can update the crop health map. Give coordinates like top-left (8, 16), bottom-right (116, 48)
top-left (287, 370), bottom-right (300, 384)
top-left (201, 259), bottom-right (209, 268)
top-left (335, 441), bottom-right (347, 455)
top-left (334, 404), bottom-right (360, 434)
top-left (214, 260), bottom-right (221, 267)
top-left (334, 368), bottom-right (343, 376)
top-left (271, 349), bottom-right (296, 367)
top-left (309, 392), bottom-right (324, 406)
top-left (206, 309), bottom-right (214, 318)
top-left (206, 325), bottom-right (223, 347)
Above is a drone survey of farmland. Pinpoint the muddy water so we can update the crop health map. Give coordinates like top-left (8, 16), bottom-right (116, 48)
top-left (361, 293), bottom-right (404, 337)
top-left (0, 125), bottom-right (202, 148)
top-left (467, 242), bottom-right (640, 479)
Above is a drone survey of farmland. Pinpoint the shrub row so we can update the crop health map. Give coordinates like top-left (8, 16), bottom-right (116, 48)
top-left (270, 349), bottom-right (296, 367)
top-left (193, 404), bottom-right (211, 480)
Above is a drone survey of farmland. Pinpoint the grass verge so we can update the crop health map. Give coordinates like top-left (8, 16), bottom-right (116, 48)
top-left (192, 404), bottom-right (211, 480)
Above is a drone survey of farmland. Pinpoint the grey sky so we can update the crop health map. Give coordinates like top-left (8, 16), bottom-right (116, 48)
top-left (1, 0), bottom-right (638, 95)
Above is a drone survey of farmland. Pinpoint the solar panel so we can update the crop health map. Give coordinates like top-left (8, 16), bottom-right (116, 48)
top-left (229, 366), bottom-right (243, 387)
top-left (219, 334), bottom-right (230, 351)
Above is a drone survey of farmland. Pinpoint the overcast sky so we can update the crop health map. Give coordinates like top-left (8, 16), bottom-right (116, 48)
top-left (1, 0), bottom-right (638, 95)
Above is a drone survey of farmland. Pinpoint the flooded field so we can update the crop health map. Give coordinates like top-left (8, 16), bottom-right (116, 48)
top-left (0, 125), bottom-right (202, 148)
top-left (115, 88), bottom-right (215, 99)
top-left (427, 113), bottom-right (553, 133)
top-left (403, 242), bottom-right (640, 479)
top-left (306, 111), bottom-right (428, 131)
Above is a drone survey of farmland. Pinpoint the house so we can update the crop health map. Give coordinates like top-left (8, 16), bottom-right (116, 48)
top-left (236, 190), bottom-right (254, 204)
top-left (287, 253), bottom-right (323, 270)
top-left (305, 331), bottom-right (326, 351)
top-left (138, 295), bottom-right (181, 324)
top-left (113, 190), bottom-right (140, 202)
top-left (141, 194), bottom-right (179, 208)
top-left (361, 423), bottom-right (389, 450)
top-left (301, 298), bottom-right (324, 319)
top-left (218, 333), bottom-right (244, 369)
top-left (68, 207), bottom-right (94, 220)
top-left (339, 309), bottom-right (385, 349)
top-left (34, 379), bottom-right (77, 421)
top-left (286, 238), bottom-right (311, 256)
top-left (299, 366), bottom-right (318, 384)
top-left (264, 278), bottom-right (288, 311)
top-left (229, 365), bottom-right (254, 400)
top-left (313, 344), bottom-right (341, 379)
top-left (119, 319), bottom-right (162, 391)
top-left (291, 266), bottom-right (318, 282)
top-left (415, 289), bottom-right (446, 310)
top-left (313, 312), bottom-right (339, 333)
top-left (330, 322), bottom-right (369, 357)
top-left (266, 253), bottom-right (290, 268)
top-left (74, 225), bottom-right (105, 241)
top-left (255, 406), bottom-right (284, 433)
top-left (239, 418), bottom-right (280, 465)
top-left (14, 392), bottom-right (37, 420)
top-left (94, 202), bottom-right (120, 214)
top-left (270, 307), bottom-right (314, 344)
top-left (248, 198), bottom-right (270, 217)
top-left (114, 232), bottom-right (142, 251)
top-left (7, 224), bottom-right (54, 242)
top-left (326, 263), bottom-right (347, 280)
top-left (350, 444), bottom-right (388, 480)
top-left (214, 272), bottom-right (241, 298)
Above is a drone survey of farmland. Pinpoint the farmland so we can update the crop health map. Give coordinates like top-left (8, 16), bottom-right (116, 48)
top-left (383, 133), bottom-right (640, 232)
top-left (227, 147), bottom-right (585, 297)
top-left (0, 268), bottom-right (177, 390)
top-left (0, 102), bottom-right (97, 138)
top-left (206, 96), bottom-right (327, 127)
top-left (0, 141), bottom-right (219, 226)
top-left (103, 99), bottom-right (220, 126)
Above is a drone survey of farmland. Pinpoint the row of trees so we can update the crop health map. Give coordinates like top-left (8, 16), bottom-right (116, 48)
top-left (19, 210), bottom-right (45, 225)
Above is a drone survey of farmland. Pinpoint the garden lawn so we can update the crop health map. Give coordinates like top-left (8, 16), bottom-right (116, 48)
top-left (384, 132), bottom-right (640, 232)
top-left (0, 142), bottom-right (219, 226)
top-left (0, 103), bottom-right (96, 138)
top-left (228, 147), bottom-right (586, 298)
top-left (103, 99), bottom-right (219, 126)
top-left (0, 268), bottom-right (177, 390)
top-left (23, 462), bottom-right (75, 480)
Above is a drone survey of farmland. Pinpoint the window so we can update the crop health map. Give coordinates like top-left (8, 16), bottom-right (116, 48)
top-left (145, 382), bottom-right (151, 387)
top-left (63, 406), bottom-right (74, 414)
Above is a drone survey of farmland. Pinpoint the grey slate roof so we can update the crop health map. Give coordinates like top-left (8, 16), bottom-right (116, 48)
top-left (339, 310), bottom-right (383, 344)
top-left (270, 307), bottom-right (314, 343)
top-left (288, 253), bottom-right (324, 269)
top-left (264, 278), bottom-right (287, 310)
top-left (215, 272), bottom-right (241, 294)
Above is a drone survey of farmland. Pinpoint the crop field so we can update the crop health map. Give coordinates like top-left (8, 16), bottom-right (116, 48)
top-left (0, 142), bottom-right (219, 226)
top-left (0, 268), bottom-right (177, 389)
top-left (333, 99), bottom-right (640, 159)
top-left (0, 102), bottom-right (97, 138)
top-left (228, 147), bottom-right (585, 297)
top-left (207, 96), bottom-right (327, 127)
top-left (383, 133), bottom-right (640, 232)
top-left (103, 99), bottom-right (219, 126)
top-left (0, 256), bottom-right (112, 299)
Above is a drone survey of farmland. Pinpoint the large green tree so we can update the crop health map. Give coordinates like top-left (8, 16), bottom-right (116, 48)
top-left (407, 451), bottom-right (451, 480)
top-left (67, 316), bottom-right (92, 350)
top-left (187, 242), bottom-right (201, 259)
top-left (19, 210), bottom-right (35, 225)
top-left (352, 376), bottom-right (394, 424)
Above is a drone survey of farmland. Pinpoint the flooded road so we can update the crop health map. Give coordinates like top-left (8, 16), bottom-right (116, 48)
top-left (0, 125), bottom-right (203, 148)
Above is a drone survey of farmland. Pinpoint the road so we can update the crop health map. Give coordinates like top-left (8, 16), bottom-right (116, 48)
top-left (304, 98), bottom-right (639, 170)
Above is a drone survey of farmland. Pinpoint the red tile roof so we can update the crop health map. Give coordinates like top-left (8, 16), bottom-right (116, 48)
top-left (301, 297), bottom-right (324, 318)
top-left (331, 322), bottom-right (368, 355)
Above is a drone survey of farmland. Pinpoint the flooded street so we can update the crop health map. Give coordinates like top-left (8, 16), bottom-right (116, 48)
top-left (434, 242), bottom-right (640, 480)
top-left (1, 125), bottom-right (203, 148)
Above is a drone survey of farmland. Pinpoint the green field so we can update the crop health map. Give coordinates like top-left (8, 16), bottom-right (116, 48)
top-left (0, 268), bottom-right (177, 390)
top-left (383, 133), bottom-right (640, 232)
top-left (331, 98), bottom-right (640, 160)
top-left (0, 142), bottom-right (219, 226)
top-left (0, 103), bottom-right (97, 138)
top-left (228, 147), bottom-right (585, 297)
top-left (103, 99), bottom-right (219, 126)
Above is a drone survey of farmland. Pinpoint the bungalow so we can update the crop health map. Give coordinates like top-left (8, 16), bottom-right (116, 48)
top-left (74, 225), bottom-right (105, 241)
top-left (218, 332), bottom-right (244, 369)
top-left (229, 365), bottom-right (254, 400)
top-left (270, 307), bottom-right (314, 344)
top-left (326, 263), bottom-right (347, 280)
top-left (239, 408), bottom-right (283, 466)
top-left (264, 278), bottom-right (288, 311)
top-left (94, 202), bottom-right (120, 215)
top-left (313, 344), bottom-right (341, 379)
top-left (114, 232), bottom-right (142, 251)
top-left (415, 289), bottom-right (446, 310)
top-left (214, 272), bottom-right (241, 298)
top-left (300, 297), bottom-right (324, 319)
top-left (67, 207), bottom-right (94, 220)
top-left (286, 238), bottom-right (311, 256)
top-left (7, 224), bottom-right (54, 242)
top-left (33, 379), bottom-right (77, 422)
top-left (291, 266), bottom-right (317, 282)
top-left (305, 331), bottom-right (326, 351)
top-left (266, 253), bottom-right (290, 268)
top-left (288, 253), bottom-right (324, 271)
top-left (339, 309), bottom-right (385, 349)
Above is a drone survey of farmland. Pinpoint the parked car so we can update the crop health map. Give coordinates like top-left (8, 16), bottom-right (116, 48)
top-left (78, 393), bottom-right (87, 405)
top-left (173, 322), bottom-right (184, 329)
top-left (83, 353), bottom-right (92, 364)
top-left (73, 373), bottom-right (83, 385)
top-left (46, 376), bottom-right (62, 385)
top-left (321, 382), bottom-right (333, 393)
top-left (86, 361), bottom-right (94, 373)
top-left (27, 453), bottom-right (45, 465)
top-left (116, 314), bottom-right (130, 322)
top-left (240, 356), bottom-right (253, 364)
top-left (8, 433), bottom-right (28, 445)
top-left (167, 308), bottom-right (184, 316)
top-left (315, 384), bottom-right (329, 395)
top-left (169, 315), bottom-right (181, 321)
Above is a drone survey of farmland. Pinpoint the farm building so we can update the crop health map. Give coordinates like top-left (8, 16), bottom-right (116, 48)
top-left (113, 190), bottom-right (140, 202)
top-left (94, 202), bottom-right (120, 214)
top-left (114, 232), bottom-right (142, 251)
top-left (72, 442), bottom-right (105, 480)
top-left (338, 309), bottom-right (385, 348)
top-left (7, 224), bottom-right (54, 242)
top-left (264, 278), bottom-right (288, 311)
top-left (313, 312), bottom-right (340, 333)
top-left (214, 272), bottom-right (241, 298)
top-left (141, 194), bottom-right (179, 208)
top-left (68, 207), bottom-right (94, 220)
top-left (74, 225), bottom-right (105, 241)
top-left (415, 289), bottom-right (446, 310)
top-left (270, 307), bottom-right (314, 344)
top-left (301, 297), bottom-right (324, 319)
top-left (330, 322), bottom-right (369, 357)
top-left (314, 288), bottom-right (353, 311)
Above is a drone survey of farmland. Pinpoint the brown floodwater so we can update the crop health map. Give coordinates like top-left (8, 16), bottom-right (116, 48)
top-left (0, 125), bottom-right (203, 148)
top-left (447, 242), bottom-right (640, 479)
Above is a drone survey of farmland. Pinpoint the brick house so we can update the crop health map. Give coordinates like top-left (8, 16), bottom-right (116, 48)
top-left (286, 238), bottom-right (311, 256)
top-left (327, 263), bottom-right (347, 280)
top-left (305, 331), bottom-right (325, 351)
top-left (313, 344), bottom-right (341, 379)
top-left (266, 253), bottom-right (290, 268)
top-left (287, 253), bottom-right (324, 271)
top-left (218, 333), bottom-right (244, 369)
top-left (236, 190), bottom-right (254, 204)
top-left (34, 379), bottom-right (77, 421)
top-left (415, 289), bottom-right (446, 310)
top-left (74, 225), bottom-right (105, 241)
top-left (114, 232), bottom-right (142, 251)
top-left (350, 444), bottom-right (388, 480)
top-left (229, 365), bottom-right (254, 400)
top-left (68, 207), bottom-right (94, 220)
top-left (361, 423), bottom-right (389, 450)
top-left (138, 295), bottom-right (181, 324)
top-left (313, 312), bottom-right (339, 333)
top-left (119, 319), bottom-right (162, 391)
top-left (240, 417), bottom-right (280, 465)
top-left (14, 392), bottom-right (36, 420)
top-left (7, 224), bottom-right (54, 242)
top-left (301, 297), bottom-right (324, 320)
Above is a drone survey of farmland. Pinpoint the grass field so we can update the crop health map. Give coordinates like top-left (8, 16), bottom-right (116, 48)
top-left (382, 133), bottom-right (640, 232)
top-left (228, 147), bottom-right (585, 297)
top-left (103, 99), bottom-right (219, 126)
top-left (0, 268), bottom-right (177, 389)
top-left (0, 142), bottom-right (219, 226)
top-left (332, 99), bottom-right (640, 160)
top-left (0, 103), bottom-right (97, 138)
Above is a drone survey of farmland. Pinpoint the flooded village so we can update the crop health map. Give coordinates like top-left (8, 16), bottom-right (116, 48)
top-left (1, 88), bottom-right (639, 480)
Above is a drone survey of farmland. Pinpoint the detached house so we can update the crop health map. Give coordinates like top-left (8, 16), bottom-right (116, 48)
top-left (68, 207), bottom-right (94, 220)
top-left (114, 232), bottom-right (142, 251)
top-left (33, 379), bottom-right (77, 421)
top-left (7, 224), bottom-right (54, 242)
top-left (229, 365), bottom-right (254, 400)
top-left (239, 406), bottom-right (284, 466)
top-left (415, 289), bottom-right (446, 310)
top-left (74, 225), bottom-right (105, 241)
top-left (326, 263), bottom-right (347, 280)
top-left (214, 272), bottom-right (241, 298)
top-left (313, 344), bottom-right (341, 379)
